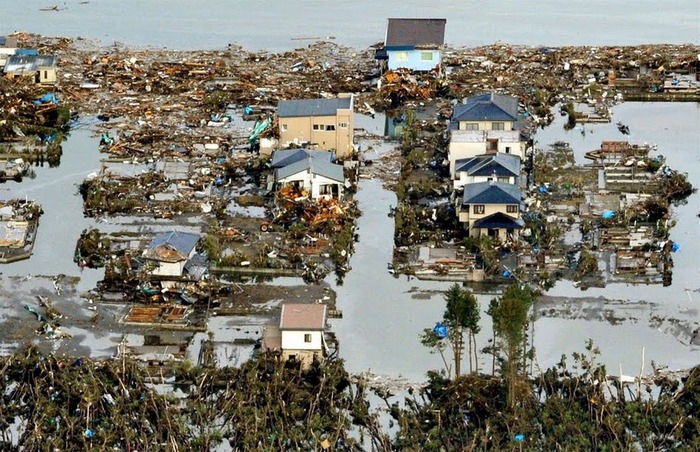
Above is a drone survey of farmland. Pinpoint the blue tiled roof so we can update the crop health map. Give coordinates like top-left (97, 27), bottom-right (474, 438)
top-left (277, 97), bottom-right (352, 118)
top-left (451, 93), bottom-right (518, 122)
top-left (148, 231), bottom-right (200, 255)
top-left (462, 181), bottom-right (521, 205)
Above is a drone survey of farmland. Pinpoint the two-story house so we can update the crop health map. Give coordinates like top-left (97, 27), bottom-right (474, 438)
top-left (459, 181), bottom-right (523, 241)
top-left (270, 148), bottom-right (345, 200)
top-left (377, 18), bottom-right (447, 72)
top-left (262, 303), bottom-right (328, 368)
top-left (453, 153), bottom-right (520, 190)
top-left (0, 36), bottom-right (17, 67)
top-left (274, 96), bottom-right (354, 159)
top-left (448, 93), bottom-right (527, 177)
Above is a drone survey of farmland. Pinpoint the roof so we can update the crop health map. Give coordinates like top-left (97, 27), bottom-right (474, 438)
top-left (275, 156), bottom-right (344, 183)
top-left (385, 18), bottom-right (446, 48)
top-left (4, 54), bottom-right (57, 73)
top-left (277, 97), bottom-right (352, 118)
top-left (455, 153), bottom-right (520, 177)
top-left (0, 36), bottom-right (17, 48)
top-left (271, 148), bottom-right (334, 168)
top-left (280, 303), bottom-right (327, 330)
top-left (463, 181), bottom-right (521, 205)
top-left (452, 93), bottom-right (518, 123)
top-left (473, 211), bottom-right (524, 229)
top-left (148, 231), bottom-right (199, 256)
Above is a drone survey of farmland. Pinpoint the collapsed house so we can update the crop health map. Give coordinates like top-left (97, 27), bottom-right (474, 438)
top-left (143, 231), bottom-right (201, 287)
top-left (4, 54), bottom-right (57, 84)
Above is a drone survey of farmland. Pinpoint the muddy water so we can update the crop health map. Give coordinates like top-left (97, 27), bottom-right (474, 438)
top-left (2, 1), bottom-right (698, 51)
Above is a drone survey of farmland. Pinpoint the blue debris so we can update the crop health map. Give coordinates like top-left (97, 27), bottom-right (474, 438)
top-left (671, 242), bottom-right (680, 253)
top-left (602, 210), bottom-right (615, 219)
top-left (539, 185), bottom-right (548, 193)
top-left (503, 269), bottom-right (512, 278)
top-left (514, 434), bottom-right (525, 442)
top-left (33, 93), bottom-right (58, 105)
top-left (433, 323), bottom-right (448, 339)
top-left (244, 105), bottom-right (254, 115)
top-left (84, 428), bottom-right (94, 438)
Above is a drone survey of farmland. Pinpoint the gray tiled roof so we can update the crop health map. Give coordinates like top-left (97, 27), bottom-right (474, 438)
top-left (275, 156), bottom-right (344, 183)
top-left (277, 97), bottom-right (352, 118)
top-left (462, 181), bottom-right (521, 205)
top-left (385, 18), bottom-right (446, 48)
top-left (271, 149), bottom-right (334, 168)
top-left (148, 231), bottom-right (200, 255)
top-left (4, 54), bottom-right (56, 73)
top-left (455, 153), bottom-right (520, 177)
top-left (452, 93), bottom-right (518, 122)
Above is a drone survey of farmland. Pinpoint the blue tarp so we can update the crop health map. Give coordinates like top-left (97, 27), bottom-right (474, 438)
top-left (433, 323), bottom-right (447, 339)
top-left (33, 93), bottom-right (57, 104)
top-left (15, 49), bottom-right (38, 56)
top-left (602, 210), bottom-right (615, 219)
top-left (672, 242), bottom-right (680, 253)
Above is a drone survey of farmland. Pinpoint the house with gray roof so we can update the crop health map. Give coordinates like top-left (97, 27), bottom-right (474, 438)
top-left (453, 153), bottom-right (520, 189)
top-left (273, 96), bottom-right (354, 159)
top-left (3, 54), bottom-right (57, 84)
top-left (448, 92), bottom-right (528, 176)
top-left (271, 148), bottom-right (345, 200)
top-left (459, 181), bottom-right (523, 240)
top-left (377, 18), bottom-right (447, 72)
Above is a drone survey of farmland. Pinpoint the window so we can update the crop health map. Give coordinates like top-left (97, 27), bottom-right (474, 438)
top-left (463, 122), bottom-right (479, 131)
top-left (505, 146), bottom-right (511, 154)
top-left (473, 205), bottom-right (485, 214)
top-left (281, 123), bottom-right (288, 132)
top-left (463, 205), bottom-right (470, 213)
top-left (498, 177), bottom-right (509, 183)
top-left (338, 122), bottom-right (348, 128)
top-left (313, 124), bottom-right (322, 131)
top-left (395, 51), bottom-right (408, 61)
top-left (325, 124), bottom-right (336, 131)
top-left (44, 71), bottom-right (48, 79)
top-left (304, 334), bottom-right (312, 343)
top-left (421, 52), bottom-right (433, 61)
top-left (492, 122), bottom-right (505, 130)
top-left (507, 205), bottom-right (519, 214)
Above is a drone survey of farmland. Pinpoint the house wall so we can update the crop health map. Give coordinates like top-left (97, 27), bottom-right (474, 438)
top-left (387, 49), bottom-right (441, 71)
top-left (456, 120), bottom-right (514, 131)
top-left (281, 349), bottom-right (321, 369)
top-left (458, 204), bottom-right (519, 226)
top-left (277, 171), bottom-right (343, 200)
top-left (454, 174), bottom-right (516, 190)
top-left (0, 48), bottom-right (15, 67)
top-left (281, 330), bottom-right (323, 350)
top-left (150, 260), bottom-right (185, 277)
top-left (278, 110), bottom-right (353, 158)
top-left (38, 66), bottom-right (56, 84)
top-left (471, 227), bottom-right (517, 241)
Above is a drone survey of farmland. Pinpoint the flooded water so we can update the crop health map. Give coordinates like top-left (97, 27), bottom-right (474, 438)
top-left (1, 1), bottom-right (698, 51)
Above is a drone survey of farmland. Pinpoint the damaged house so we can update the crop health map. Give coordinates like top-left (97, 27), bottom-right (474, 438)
top-left (459, 181), bottom-right (523, 241)
top-left (0, 36), bottom-right (17, 67)
top-left (272, 96), bottom-right (354, 159)
top-left (3, 54), bottom-right (57, 84)
top-left (448, 92), bottom-right (527, 177)
top-left (262, 303), bottom-right (329, 369)
top-left (270, 148), bottom-right (345, 200)
top-left (143, 231), bottom-right (201, 285)
top-left (377, 18), bottom-right (447, 72)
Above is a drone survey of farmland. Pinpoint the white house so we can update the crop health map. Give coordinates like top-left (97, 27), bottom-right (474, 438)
top-left (143, 231), bottom-right (200, 278)
top-left (271, 148), bottom-right (345, 200)
top-left (263, 303), bottom-right (328, 368)
top-left (453, 153), bottom-right (520, 190)
top-left (448, 93), bottom-right (528, 177)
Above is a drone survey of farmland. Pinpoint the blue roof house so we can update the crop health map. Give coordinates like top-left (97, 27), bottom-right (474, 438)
top-left (453, 153), bottom-right (521, 189)
top-left (143, 231), bottom-right (200, 278)
top-left (379, 18), bottom-right (446, 72)
top-left (459, 181), bottom-right (523, 241)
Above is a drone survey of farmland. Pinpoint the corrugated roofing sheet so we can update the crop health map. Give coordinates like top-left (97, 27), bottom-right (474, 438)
top-left (4, 54), bottom-right (56, 73)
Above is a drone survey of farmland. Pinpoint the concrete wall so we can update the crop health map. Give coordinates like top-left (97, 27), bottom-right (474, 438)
top-left (151, 260), bottom-right (185, 277)
top-left (387, 49), bottom-right (441, 71)
top-left (456, 120), bottom-right (514, 131)
top-left (454, 174), bottom-right (515, 190)
top-left (38, 66), bottom-right (56, 84)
